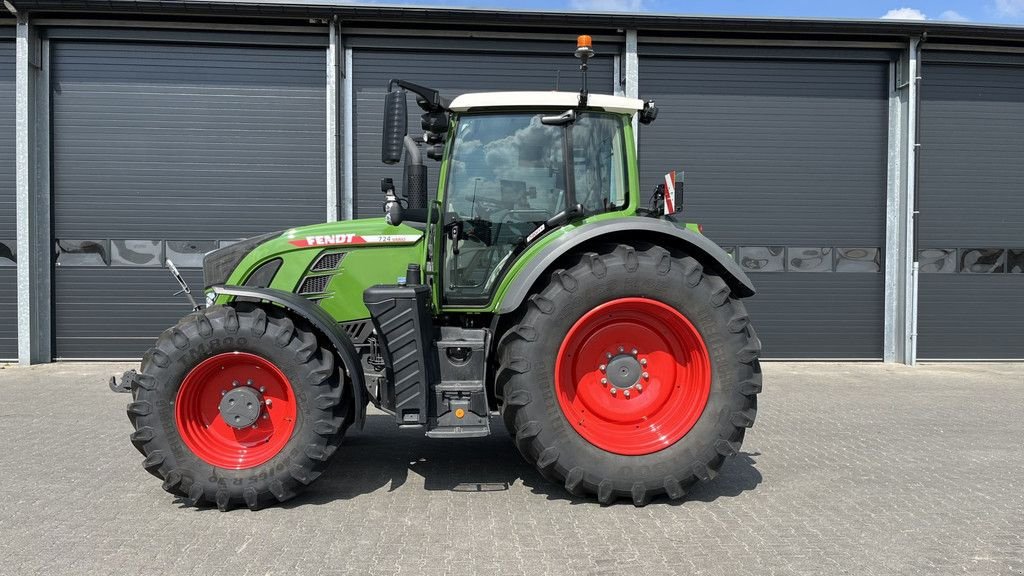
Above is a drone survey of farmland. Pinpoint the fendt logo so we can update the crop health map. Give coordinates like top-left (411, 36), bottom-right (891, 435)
top-left (288, 234), bottom-right (421, 248)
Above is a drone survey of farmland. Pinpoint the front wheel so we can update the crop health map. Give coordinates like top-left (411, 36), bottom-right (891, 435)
top-left (497, 244), bottom-right (762, 505)
top-left (127, 303), bottom-right (351, 510)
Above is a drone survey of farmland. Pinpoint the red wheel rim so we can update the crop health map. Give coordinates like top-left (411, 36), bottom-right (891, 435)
top-left (175, 352), bottom-right (297, 469)
top-left (555, 297), bottom-right (711, 456)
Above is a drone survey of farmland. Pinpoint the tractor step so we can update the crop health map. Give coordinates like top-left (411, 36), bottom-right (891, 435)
top-left (427, 327), bottom-right (491, 438)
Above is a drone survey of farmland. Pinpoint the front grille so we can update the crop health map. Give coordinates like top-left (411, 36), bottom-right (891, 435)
top-left (311, 252), bottom-right (345, 271)
top-left (298, 274), bottom-right (331, 294)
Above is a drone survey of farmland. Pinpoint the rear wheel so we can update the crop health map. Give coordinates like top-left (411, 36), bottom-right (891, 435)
top-left (127, 303), bottom-right (350, 510)
top-left (498, 244), bottom-right (761, 505)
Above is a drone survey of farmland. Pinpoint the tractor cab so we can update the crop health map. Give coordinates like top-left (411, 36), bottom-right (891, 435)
top-left (379, 38), bottom-right (658, 308)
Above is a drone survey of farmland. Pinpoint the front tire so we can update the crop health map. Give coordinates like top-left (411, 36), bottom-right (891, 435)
top-left (497, 244), bottom-right (761, 505)
top-left (127, 303), bottom-right (350, 511)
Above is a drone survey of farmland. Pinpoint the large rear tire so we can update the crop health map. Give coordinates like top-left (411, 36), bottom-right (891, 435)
top-left (497, 243), bottom-right (761, 505)
top-left (127, 303), bottom-right (350, 511)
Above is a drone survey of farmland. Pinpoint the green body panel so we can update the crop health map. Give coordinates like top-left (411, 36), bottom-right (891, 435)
top-left (212, 219), bottom-right (425, 323)
top-left (210, 111), bottom-right (702, 322)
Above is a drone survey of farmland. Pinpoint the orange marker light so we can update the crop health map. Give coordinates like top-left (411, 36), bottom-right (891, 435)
top-left (454, 408), bottom-right (466, 419)
top-left (577, 35), bottom-right (592, 49)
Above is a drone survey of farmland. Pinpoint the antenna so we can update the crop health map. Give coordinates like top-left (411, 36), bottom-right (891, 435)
top-left (575, 35), bottom-right (594, 107)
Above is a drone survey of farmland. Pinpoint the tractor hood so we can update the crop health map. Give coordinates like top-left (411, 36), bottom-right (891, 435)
top-left (203, 218), bottom-right (425, 289)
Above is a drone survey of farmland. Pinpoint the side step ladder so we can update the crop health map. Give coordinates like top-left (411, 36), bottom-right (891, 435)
top-left (426, 327), bottom-right (491, 438)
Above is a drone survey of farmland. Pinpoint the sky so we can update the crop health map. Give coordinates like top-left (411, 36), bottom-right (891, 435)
top-left (358, 0), bottom-right (1024, 25)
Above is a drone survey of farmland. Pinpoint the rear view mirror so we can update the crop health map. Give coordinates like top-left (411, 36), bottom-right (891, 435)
top-left (382, 90), bottom-right (407, 164)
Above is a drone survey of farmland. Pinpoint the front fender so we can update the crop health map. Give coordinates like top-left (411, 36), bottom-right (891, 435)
top-left (495, 217), bottom-right (755, 314)
top-left (211, 285), bottom-right (367, 429)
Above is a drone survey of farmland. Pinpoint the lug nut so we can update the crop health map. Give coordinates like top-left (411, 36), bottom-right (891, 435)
top-left (618, 346), bottom-right (625, 353)
top-left (246, 379), bottom-right (253, 387)
top-left (599, 364), bottom-right (606, 372)
top-left (606, 352), bottom-right (613, 360)
top-left (642, 372), bottom-right (649, 380)
top-left (610, 388), bottom-right (617, 396)
top-left (251, 424), bottom-right (258, 429)
top-left (600, 378), bottom-right (607, 386)
top-left (624, 389), bottom-right (631, 398)
top-left (221, 390), bottom-right (227, 396)
top-left (631, 349), bottom-right (638, 356)
top-left (640, 359), bottom-right (647, 366)
top-left (259, 386), bottom-right (265, 393)
top-left (263, 414), bottom-right (268, 420)
top-left (231, 380), bottom-right (239, 387)
top-left (636, 384), bottom-right (643, 392)
top-left (265, 399), bottom-right (273, 407)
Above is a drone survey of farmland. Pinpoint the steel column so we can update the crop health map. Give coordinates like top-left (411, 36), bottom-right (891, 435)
top-left (883, 37), bottom-right (920, 365)
top-left (624, 29), bottom-right (638, 148)
top-left (15, 15), bottom-right (51, 364)
top-left (342, 43), bottom-right (353, 220)
top-left (326, 18), bottom-right (340, 221)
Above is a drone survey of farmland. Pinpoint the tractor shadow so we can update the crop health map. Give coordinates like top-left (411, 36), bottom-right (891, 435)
top-left (284, 414), bottom-right (762, 507)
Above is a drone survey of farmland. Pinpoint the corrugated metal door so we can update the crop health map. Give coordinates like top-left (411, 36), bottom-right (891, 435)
top-left (50, 34), bottom-right (327, 358)
top-left (918, 52), bottom-right (1024, 359)
top-left (638, 46), bottom-right (891, 358)
top-left (1, 34), bottom-right (16, 360)
top-left (349, 36), bottom-right (615, 218)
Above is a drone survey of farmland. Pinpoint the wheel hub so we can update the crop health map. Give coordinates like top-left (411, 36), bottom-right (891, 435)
top-left (219, 386), bottom-right (263, 429)
top-left (604, 353), bottom-right (641, 389)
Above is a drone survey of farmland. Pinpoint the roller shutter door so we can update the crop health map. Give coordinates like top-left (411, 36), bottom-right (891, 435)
top-left (918, 52), bottom-right (1024, 359)
top-left (350, 36), bottom-right (615, 218)
top-left (638, 47), bottom-right (890, 358)
top-left (1, 34), bottom-right (15, 360)
top-left (51, 34), bottom-right (327, 358)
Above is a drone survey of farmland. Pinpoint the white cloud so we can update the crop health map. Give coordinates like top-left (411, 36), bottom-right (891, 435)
top-left (881, 7), bottom-right (928, 20)
top-left (938, 9), bottom-right (970, 21)
top-left (568, 0), bottom-right (646, 11)
top-left (994, 0), bottom-right (1024, 17)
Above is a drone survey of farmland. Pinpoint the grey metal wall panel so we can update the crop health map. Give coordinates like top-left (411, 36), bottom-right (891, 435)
top-left (351, 40), bottom-right (614, 218)
top-left (53, 268), bottom-right (203, 358)
top-left (638, 52), bottom-right (889, 358)
top-left (918, 275), bottom-right (1023, 359)
top-left (50, 38), bottom-right (327, 358)
top-left (1, 38), bottom-right (15, 360)
top-left (743, 274), bottom-right (884, 359)
top-left (918, 57), bottom-right (1024, 359)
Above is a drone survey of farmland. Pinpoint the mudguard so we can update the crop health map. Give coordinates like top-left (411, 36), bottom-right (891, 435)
top-left (496, 217), bottom-right (755, 314)
top-left (211, 285), bottom-right (368, 429)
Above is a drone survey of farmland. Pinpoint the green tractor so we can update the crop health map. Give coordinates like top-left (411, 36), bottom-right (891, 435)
top-left (117, 37), bottom-right (761, 510)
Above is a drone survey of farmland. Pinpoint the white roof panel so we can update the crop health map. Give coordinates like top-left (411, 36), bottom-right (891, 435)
top-left (449, 91), bottom-right (644, 114)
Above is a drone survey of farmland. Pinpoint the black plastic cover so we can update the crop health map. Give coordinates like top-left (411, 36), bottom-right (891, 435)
top-left (202, 231), bottom-right (280, 289)
top-left (363, 284), bottom-right (437, 425)
top-left (403, 163), bottom-right (428, 211)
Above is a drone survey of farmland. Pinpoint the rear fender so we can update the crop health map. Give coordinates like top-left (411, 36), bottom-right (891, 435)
top-left (495, 218), bottom-right (755, 314)
top-left (211, 285), bottom-right (368, 429)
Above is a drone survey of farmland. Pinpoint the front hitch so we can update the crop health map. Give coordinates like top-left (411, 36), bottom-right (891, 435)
top-left (109, 369), bottom-right (137, 393)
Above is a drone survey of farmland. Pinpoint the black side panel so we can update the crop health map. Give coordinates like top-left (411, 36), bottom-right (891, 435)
top-left (638, 48), bottom-right (889, 358)
top-left (0, 37), bottom-right (15, 360)
top-left (918, 54), bottom-right (1024, 359)
top-left (350, 37), bottom-right (614, 218)
top-left (363, 284), bottom-right (436, 424)
top-left (50, 36), bottom-right (327, 358)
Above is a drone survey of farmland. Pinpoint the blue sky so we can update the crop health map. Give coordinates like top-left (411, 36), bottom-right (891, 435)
top-left (361, 0), bottom-right (1024, 25)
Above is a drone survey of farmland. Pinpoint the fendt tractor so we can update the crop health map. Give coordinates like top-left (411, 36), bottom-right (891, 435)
top-left (113, 36), bottom-right (761, 510)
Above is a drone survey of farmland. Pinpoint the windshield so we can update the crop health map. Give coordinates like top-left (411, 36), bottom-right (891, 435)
top-left (442, 111), bottom-right (628, 304)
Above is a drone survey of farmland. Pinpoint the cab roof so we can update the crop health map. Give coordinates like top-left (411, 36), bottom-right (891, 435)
top-left (448, 91), bottom-right (645, 114)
